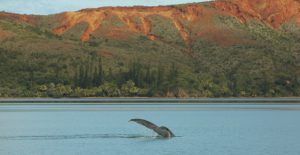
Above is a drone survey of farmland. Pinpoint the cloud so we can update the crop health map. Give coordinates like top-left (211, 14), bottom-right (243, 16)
top-left (0, 0), bottom-right (206, 15)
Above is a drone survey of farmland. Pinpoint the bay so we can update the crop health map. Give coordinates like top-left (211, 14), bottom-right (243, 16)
top-left (0, 98), bottom-right (300, 155)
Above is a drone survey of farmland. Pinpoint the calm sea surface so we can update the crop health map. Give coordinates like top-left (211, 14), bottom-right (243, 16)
top-left (0, 98), bottom-right (300, 155)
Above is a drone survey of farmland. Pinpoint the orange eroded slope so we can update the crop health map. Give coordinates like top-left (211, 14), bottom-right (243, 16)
top-left (52, 0), bottom-right (300, 43)
top-left (211, 0), bottom-right (300, 28)
top-left (52, 6), bottom-right (206, 42)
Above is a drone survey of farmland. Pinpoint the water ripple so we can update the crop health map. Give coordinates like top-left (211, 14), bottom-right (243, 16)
top-left (0, 134), bottom-right (161, 140)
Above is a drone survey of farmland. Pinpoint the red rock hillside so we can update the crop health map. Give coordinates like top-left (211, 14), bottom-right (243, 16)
top-left (0, 0), bottom-right (299, 45)
top-left (211, 0), bottom-right (300, 28)
top-left (50, 0), bottom-right (300, 43)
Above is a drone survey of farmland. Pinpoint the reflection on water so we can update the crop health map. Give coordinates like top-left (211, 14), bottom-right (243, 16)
top-left (1, 104), bottom-right (300, 112)
top-left (1, 97), bottom-right (300, 104)
top-left (0, 134), bottom-right (164, 140)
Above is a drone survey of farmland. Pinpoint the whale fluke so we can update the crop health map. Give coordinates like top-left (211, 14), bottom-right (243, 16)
top-left (129, 118), bottom-right (175, 138)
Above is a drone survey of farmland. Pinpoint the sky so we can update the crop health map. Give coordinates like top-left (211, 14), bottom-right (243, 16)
top-left (0, 0), bottom-right (208, 15)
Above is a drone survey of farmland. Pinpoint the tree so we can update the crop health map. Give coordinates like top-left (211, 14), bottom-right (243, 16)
top-left (121, 80), bottom-right (140, 96)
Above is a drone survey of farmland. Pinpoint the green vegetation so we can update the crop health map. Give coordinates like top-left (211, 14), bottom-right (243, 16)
top-left (0, 46), bottom-right (187, 97)
top-left (0, 11), bottom-right (300, 98)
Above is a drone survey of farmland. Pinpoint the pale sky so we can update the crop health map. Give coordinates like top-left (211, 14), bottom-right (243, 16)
top-left (0, 0), bottom-right (208, 15)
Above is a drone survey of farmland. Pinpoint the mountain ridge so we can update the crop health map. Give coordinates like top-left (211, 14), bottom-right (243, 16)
top-left (51, 0), bottom-right (300, 42)
top-left (1, 0), bottom-right (299, 43)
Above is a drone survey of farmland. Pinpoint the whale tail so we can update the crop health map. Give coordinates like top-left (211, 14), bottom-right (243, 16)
top-left (129, 118), bottom-right (175, 138)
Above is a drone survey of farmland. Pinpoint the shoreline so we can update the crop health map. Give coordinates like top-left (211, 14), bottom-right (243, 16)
top-left (1, 97), bottom-right (300, 105)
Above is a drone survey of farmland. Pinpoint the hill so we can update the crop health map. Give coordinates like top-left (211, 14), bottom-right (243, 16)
top-left (0, 0), bottom-right (300, 97)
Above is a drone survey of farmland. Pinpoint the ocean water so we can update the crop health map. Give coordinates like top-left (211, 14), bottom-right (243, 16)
top-left (0, 99), bottom-right (300, 155)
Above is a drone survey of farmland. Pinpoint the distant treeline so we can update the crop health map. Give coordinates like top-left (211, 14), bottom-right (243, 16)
top-left (0, 48), bottom-right (187, 97)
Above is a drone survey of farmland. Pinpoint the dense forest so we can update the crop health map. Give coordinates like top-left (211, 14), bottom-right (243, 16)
top-left (0, 47), bottom-right (194, 97)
